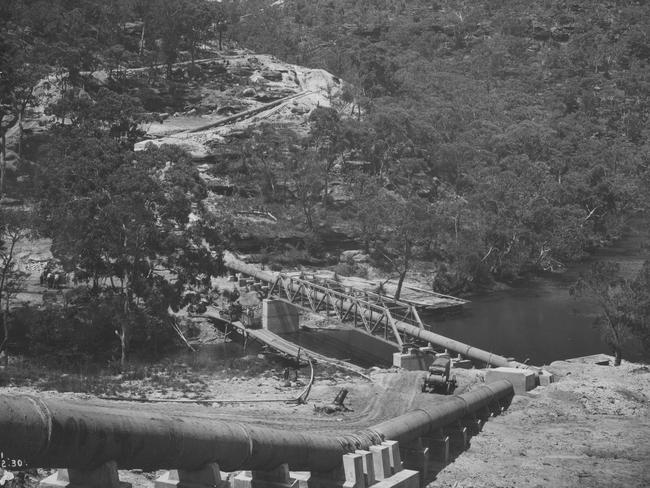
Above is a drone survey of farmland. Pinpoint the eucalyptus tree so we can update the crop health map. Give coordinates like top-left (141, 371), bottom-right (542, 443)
top-left (572, 261), bottom-right (650, 366)
top-left (37, 131), bottom-right (226, 369)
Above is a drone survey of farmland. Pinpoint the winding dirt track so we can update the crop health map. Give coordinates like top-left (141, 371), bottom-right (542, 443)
top-left (43, 370), bottom-right (450, 436)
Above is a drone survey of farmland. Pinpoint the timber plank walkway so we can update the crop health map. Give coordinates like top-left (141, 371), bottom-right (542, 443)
top-left (204, 308), bottom-right (370, 378)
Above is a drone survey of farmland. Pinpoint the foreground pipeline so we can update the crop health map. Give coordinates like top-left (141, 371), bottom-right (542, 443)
top-left (0, 381), bottom-right (514, 488)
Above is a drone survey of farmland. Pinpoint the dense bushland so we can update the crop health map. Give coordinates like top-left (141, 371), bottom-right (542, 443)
top-left (1, 0), bottom-right (648, 365)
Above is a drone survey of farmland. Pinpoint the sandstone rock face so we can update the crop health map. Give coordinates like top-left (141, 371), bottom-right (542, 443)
top-left (135, 52), bottom-right (346, 160)
top-left (260, 69), bottom-right (283, 81)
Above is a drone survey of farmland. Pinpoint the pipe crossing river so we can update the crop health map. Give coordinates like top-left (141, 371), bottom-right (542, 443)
top-left (0, 381), bottom-right (514, 472)
top-left (224, 254), bottom-right (530, 370)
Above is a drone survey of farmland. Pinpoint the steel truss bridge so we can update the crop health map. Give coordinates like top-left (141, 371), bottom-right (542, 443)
top-left (225, 253), bottom-right (529, 369)
top-left (268, 272), bottom-right (427, 349)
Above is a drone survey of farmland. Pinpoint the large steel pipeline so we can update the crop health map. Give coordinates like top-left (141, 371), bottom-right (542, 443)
top-left (0, 381), bottom-right (513, 472)
top-left (224, 255), bottom-right (521, 369)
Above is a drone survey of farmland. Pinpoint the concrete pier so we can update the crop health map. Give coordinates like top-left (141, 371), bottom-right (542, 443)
top-left (262, 299), bottom-right (299, 333)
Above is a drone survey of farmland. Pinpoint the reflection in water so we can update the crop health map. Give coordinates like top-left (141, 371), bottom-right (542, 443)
top-left (423, 223), bottom-right (649, 365)
top-left (282, 329), bottom-right (395, 368)
top-left (423, 282), bottom-right (604, 365)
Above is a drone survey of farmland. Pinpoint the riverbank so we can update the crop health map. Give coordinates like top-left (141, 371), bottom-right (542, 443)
top-left (423, 216), bottom-right (650, 366)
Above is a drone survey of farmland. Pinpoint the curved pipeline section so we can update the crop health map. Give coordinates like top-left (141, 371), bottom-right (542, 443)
top-left (224, 254), bottom-right (523, 369)
top-left (0, 381), bottom-right (513, 472)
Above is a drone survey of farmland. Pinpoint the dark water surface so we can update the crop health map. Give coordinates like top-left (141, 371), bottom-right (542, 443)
top-left (422, 222), bottom-right (649, 366)
top-left (282, 328), bottom-right (396, 368)
top-left (200, 222), bottom-right (647, 367)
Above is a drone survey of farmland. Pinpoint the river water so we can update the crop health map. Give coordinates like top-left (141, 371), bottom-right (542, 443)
top-left (199, 223), bottom-right (647, 368)
top-left (422, 222), bottom-right (649, 366)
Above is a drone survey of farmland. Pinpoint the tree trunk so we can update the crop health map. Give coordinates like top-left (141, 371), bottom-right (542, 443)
top-left (394, 240), bottom-right (411, 301)
top-left (1, 329), bottom-right (7, 368)
top-left (119, 328), bottom-right (127, 370)
top-left (2, 293), bottom-right (9, 368)
top-left (3, 253), bottom-right (11, 369)
top-left (603, 310), bottom-right (623, 367)
top-left (1, 266), bottom-right (8, 367)
top-left (139, 22), bottom-right (146, 56)
top-left (614, 347), bottom-right (622, 366)
top-left (119, 274), bottom-right (131, 371)
top-left (302, 202), bottom-right (313, 230)
top-left (0, 238), bottom-right (16, 369)
top-left (1, 132), bottom-right (6, 200)
top-left (323, 168), bottom-right (329, 211)
top-left (17, 107), bottom-right (25, 164)
top-left (394, 269), bottom-right (407, 301)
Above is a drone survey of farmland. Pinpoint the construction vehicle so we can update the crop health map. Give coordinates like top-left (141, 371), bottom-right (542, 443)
top-left (421, 356), bottom-right (457, 394)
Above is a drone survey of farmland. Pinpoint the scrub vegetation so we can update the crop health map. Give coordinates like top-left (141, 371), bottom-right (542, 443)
top-left (0, 0), bottom-right (648, 368)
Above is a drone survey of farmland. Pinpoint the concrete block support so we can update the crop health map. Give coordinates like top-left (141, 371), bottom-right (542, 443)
top-left (289, 472), bottom-right (311, 488)
top-left (354, 450), bottom-right (376, 487)
top-left (367, 441), bottom-right (418, 488)
top-left (399, 439), bottom-right (429, 484)
top-left (342, 454), bottom-right (366, 488)
top-left (262, 299), bottom-right (300, 333)
top-left (462, 414), bottom-right (482, 435)
top-left (485, 367), bottom-right (536, 394)
top-left (537, 369), bottom-right (556, 386)
top-left (368, 470), bottom-right (418, 488)
top-left (307, 466), bottom-right (347, 488)
top-left (234, 464), bottom-right (298, 488)
top-left (474, 414), bottom-right (488, 432)
top-left (307, 441), bottom-right (418, 488)
top-left (369, 445), bottom-right (391, 480)
top-left (391, 349), bottom-right (433, 371)
top-left (381, 441), bottom-right (402, 474)
top-left (423, 431), bottom-right (450, 466)
top-left (155, 463), bottom-right (228, 488)
top-left (445, 425), bottom-right (469, 452)
top-left (40, 461), bottom-right (131, 488)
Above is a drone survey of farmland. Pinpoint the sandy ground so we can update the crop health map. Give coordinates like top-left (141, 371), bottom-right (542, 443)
top-left (3, 354), bottom-right (648, 488)
top-left (432, 355), bottom-right (650, 488)
top-left (2, 367), bottom-right (468, 433)
top-left (4, 237), bottom-right (649, 487)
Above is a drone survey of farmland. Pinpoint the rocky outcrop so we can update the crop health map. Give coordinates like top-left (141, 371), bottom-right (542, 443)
top-left (134, 52), bottom-right (346, 160)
